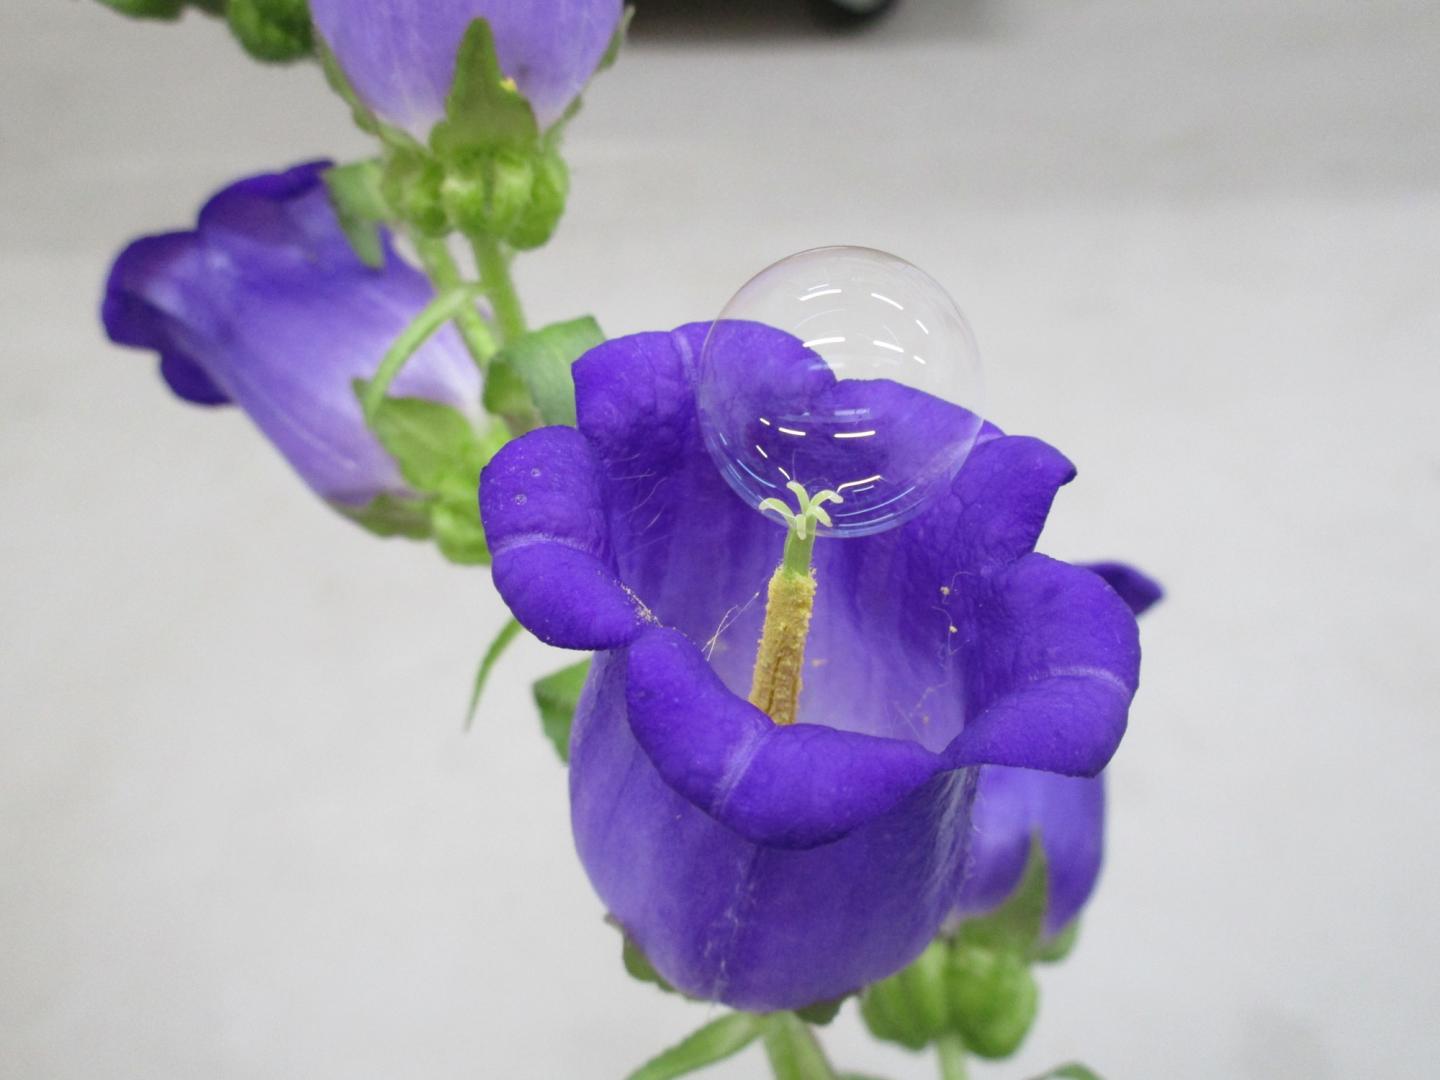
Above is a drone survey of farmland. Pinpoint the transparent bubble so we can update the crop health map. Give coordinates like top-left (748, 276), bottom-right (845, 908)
top-left (697, 246), bottom-right (985, 538)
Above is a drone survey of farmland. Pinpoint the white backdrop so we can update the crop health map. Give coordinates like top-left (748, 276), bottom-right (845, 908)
top-left (2, 1), bottom-right (1437, 1077)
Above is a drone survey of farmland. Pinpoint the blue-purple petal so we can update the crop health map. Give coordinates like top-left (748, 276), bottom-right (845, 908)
top-left (480, 425), bottom-right (649, 649)
top-left (309, 0), bottom-right (623, 134)
top-left (101, 161), bottom-right (480, 507)
top-left (482, 322), bottom-right (1147, 1007)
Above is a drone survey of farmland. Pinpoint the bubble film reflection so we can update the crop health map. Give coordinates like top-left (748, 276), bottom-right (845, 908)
top-left (697, 247), bottom-right (985, 537)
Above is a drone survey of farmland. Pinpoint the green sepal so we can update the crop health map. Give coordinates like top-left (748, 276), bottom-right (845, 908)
top-left (317, 38), bottom-right (423, 151)
top-left (533, 657), bottom-right (590, 762)
top-left (431, 497), bottom-right (491, 565)
top-left (485, 316), bottom-right (604, 426)
top-left (598, 5), bottom-right (636, 75)
top-left (623, 1012), bottom-right (765, 1080)
top-left (358, 386), bottom-right (486, 492)
top-left (793, 996), bottom-right (848, 1027)
top-left (464, 617), bottom-right (524, 729)
top-left (956, 835), bottom-right (1049, 957)
top-left (354, 382), bottom-right (504, 565)
top-left (323, 160), bottom-right (389, 268)
top-left (621, 933), bottom-right (678, 995)
top-left (544, 5), bottom-right (633, 140)
top-left (1029, 1065), bottom-right (1103, 1080)
top-left (945, 942), bottom-right (1038, 1059)
top-left (338, 492), bottom-right (432, 539)
top-left (225, 0), bottom-right (312, 62)
top-left (1033, 918), bottom-right (1079, 964)
top-left (430, 19), bottom-right (540, 162)
top-left (858, 940), bottom-right (951, 1050)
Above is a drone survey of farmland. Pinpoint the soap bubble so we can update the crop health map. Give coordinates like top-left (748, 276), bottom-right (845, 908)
top-left (697, 246), bottom-right (985, 538)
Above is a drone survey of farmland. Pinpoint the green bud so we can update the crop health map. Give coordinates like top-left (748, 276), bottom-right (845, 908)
top-left (487, 149), bottom-right (536, 238)
top-left (439, 155), bottom-right (490, 236)
top-left (226, 0), bottom-right (313, 62)
top-left (382, 153), bottom-right (448, 238)
top-left (508, 152), bottom-right (569, 250)
top-left (858, 940), bottom-right (952, 1050)
top-left (946, 942), bottom-right (1039, 1060)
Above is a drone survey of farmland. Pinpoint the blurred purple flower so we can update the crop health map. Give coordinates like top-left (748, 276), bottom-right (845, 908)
top-left (479, 323), bottom-right (1145, 1010)
top-left (310, 0), bottom-right (624, 135)
top-left (953, 564), bottom-right (1161, 938)
top-left (102, 161), bottom-right (479, 509)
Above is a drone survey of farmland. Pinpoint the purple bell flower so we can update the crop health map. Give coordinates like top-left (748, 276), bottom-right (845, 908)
top-left (954, 564), bottom-right (1161, 938)
top-left (101, 161), bottom-right (480, 511)
top-left (309, 0), bottom-right (625, 136)
top-left (478, 324), bottom-right (1145, 1011)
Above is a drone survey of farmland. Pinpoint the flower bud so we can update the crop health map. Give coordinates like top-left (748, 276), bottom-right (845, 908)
top-left (382, 153), bottom-right (449, 238)
top-left (945, 942), bottom-right (1039, 1059)
top-left (509, 151), bottom-right (569, 250)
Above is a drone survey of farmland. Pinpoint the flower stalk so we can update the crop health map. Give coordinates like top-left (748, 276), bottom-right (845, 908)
top-left (413, 236), bottom-right (498, 369)
top-left (470, 233), bottom-right (528, 343)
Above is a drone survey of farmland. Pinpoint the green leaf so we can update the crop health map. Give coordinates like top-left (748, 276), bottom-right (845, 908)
top-left (957, 835), bottom-right (1049, 957)
top-left (485, 316), bottom-right (605, 426)
top-left (464, 618), bottom-right (523, 729)
top-left (533, 657), bottom-right (590, 762)
top-left (324, 160), bottom-right (389, 268)
top-left (1030, 1066), bottom-right (1103, 1080)
top-left (430, 19), bottom-right (540, 161)
top-left (225, 0), bottom-right (312, 62)
top-left (625, 1013), bottom-right (765, 1080)
top-left (761, 1013), bottom-right (839, 1080)
top-left (92, 0), bottom-right (187, 19)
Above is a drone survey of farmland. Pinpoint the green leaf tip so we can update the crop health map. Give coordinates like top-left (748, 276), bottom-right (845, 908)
top-left (533, 657), bottom-right (590, 762)
top-left (465, 617), bottom-right (524, 730)
top-left (624, 1013), bottom-right (765, 1080)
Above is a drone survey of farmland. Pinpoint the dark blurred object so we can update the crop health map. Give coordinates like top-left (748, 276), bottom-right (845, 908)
top-left (810, 0), bottom-right (898, 27)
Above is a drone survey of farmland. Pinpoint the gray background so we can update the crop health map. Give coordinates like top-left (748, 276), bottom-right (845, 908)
top-left (3, 0), bottom-right (1438, 1076)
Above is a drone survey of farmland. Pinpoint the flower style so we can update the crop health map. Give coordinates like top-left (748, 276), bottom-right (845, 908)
top-left (954, 563), bottom-right (1162, 939)
top-left (309, 0), bottom-right (625, 136)
top-left (101, 161), bottom-right (480, 514)
top-left (478, 323), bottom-right (1145, 1011)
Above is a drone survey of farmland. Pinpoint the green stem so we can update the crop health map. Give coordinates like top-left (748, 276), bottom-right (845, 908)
top-left (470, 233), bottom-right (528, 342)
top-left (413, 236), bottom-right (497, 368)
top-left (761, 1013), bottom-right (838, 1080)
top-left (363, 283), bottom-right (486, 422)
top-left (936, 1033), bottom-right (969, 1080)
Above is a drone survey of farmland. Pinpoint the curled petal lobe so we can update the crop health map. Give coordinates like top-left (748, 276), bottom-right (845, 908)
top-left (481, 426), bottom-right (648, 650)
top-left (625, 628), bottom-right (944, 850)
top-left (1083, 560), bottom-right (1165, 617)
